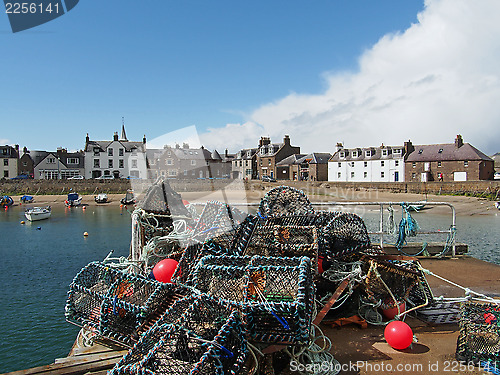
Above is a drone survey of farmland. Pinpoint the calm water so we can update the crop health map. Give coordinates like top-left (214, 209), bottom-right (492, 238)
top-left (0, 205), bottom-right (132, 373)
top-left (0, 204), bottom-right (499, 373)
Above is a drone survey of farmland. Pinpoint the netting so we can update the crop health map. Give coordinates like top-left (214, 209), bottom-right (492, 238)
top-left (65, 262), bottom-right (188, 346)
top-left (191, 255), bottom-right (315, 345)
top-left (259, 186), bottom-right (314, 218)
top-left (456, 301), bottom-right (500, 364)
top-left (109, 294), bottom-right (247, 375)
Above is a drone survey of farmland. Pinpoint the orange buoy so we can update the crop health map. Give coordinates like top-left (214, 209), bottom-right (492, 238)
top-left (83, 232), bottom-right (89, 237)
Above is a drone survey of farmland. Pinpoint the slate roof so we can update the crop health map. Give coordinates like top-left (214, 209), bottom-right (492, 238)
top-left (297, 153), bottom-right (332, 164)
top-left (329, 146), bottom-right (404, 162)
top-left (406, 143), bottom-right (493, 162)
top-left (276, 154), bottom-right (306, 166)
top-left (85, 140), bottom-right (145, 153)
top-left (235, 148), bottom-right (258, 160)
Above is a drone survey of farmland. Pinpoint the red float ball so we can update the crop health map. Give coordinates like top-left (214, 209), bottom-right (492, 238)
top-left (384, 321), bottom-right (413, 350)
top-left (152, 259), bottom-right (178, 283)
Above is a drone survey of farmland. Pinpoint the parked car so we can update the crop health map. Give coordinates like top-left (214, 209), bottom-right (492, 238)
top-left (68, 175), bottom-right (84, 180)
top-left (494, 172), bottom-right (500, 180)
top-left (261, 175), bottom-right (276, 182)
top-left (96, 175), bottom-right (115, 180)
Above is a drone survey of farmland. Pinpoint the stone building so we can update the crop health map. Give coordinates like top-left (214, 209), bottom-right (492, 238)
top-left (0, 145), bottom-right (19, 179)
top-left (405, 135), bottom-right (494, 182)
top-left (232, 148), bottom-right (258, 179)
top-left (256, 135), bottom-right (301, 180)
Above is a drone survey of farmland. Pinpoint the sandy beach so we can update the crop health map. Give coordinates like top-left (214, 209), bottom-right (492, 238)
top-left (13, 186), bottom-right (499, 217)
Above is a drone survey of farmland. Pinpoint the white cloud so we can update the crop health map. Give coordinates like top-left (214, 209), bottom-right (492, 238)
top-left (0, 139), bottom-right (10, 145)
top-left (202, 0), bottom-right (500, 154)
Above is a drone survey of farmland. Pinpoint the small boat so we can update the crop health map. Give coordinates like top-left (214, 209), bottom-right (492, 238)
top-left (0, 195), bottom-right (14, 207)
top-left (94, 193), bottom-right (108, 203)
top-left (20, 195), bottom-right (34, 204)
top-left (65, 193), bottom-right (83, 207)
top-left (408, 200), bottom-right (427, 211)
top-left (120, 190), bottom-right (136, 205)
top-left (25, 206), bottom-right (51, 221)
top-left (496, 201), bottom-right (500, 210)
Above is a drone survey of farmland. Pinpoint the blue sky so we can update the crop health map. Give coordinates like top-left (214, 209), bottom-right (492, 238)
top-left (2, 0), bottom-right (500, 155)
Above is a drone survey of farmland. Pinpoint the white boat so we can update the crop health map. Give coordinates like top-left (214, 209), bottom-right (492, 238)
top-left (94, 193), bottom-right (108, 203)
top-left (65, 193), bottom-right (83, 207)
top-left (25, 206), bottom-right (51, 221)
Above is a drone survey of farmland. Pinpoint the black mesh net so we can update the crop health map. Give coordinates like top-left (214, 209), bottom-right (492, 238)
top-left (456, 301), bottom-right (500, 364)
top-left (259, 186), bottom-right (314, 217)
top-left (109, 294), bottom-right (248, 375)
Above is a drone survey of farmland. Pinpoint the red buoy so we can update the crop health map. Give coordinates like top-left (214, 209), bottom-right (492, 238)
top-left (384, 321), bottom-right (413, 350)
top-left (152, 259), bottom-right (178, 283)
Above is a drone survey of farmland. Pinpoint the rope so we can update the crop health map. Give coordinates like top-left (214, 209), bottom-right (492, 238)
top-left (395, 203), bottom-right (419, 250)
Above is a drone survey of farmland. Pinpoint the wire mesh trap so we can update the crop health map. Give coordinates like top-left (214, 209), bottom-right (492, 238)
top-left (456, 301), bottom-right (500, 365)
top-left (65, 262), bottom-right (188, 346)
top-left (259, 186), bottom-right (314, 218)
top-left (109, 294), bottom-right (248, 375)
top-left (191, 255), bottom-right (315, 345)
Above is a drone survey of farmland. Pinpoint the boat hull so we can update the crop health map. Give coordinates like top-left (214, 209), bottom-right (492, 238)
top-left (25, 207), bottom-right (51, 221)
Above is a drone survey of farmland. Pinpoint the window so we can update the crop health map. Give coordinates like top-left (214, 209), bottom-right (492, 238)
top-left (338, 162), bottom-right (341, 167)
top-left (260, 148), bottom-right (265, 155)
top-left (351, 171), bottom-right (355, 178)
top-left (93, 147), bottom-right (100, 156)
top-left (381, 161), bottom-right (385, 167)
top-left (352, 151), bottom-right (358, 158)
top-left (247, 151), bottom-right (252, 158)
top-left (464, 161), bottom-right (469, 167)
top-left (119, 159), bottom-right (124, 168)
top-left (67, 158), bottom-right (78, 164)
top-left (395, 161), bottom-right (399, 167)
top-left (3, 171), bottom-right (8, 178)
top-left (94, 159), bottom-right (100, 168)
top-left (2, 149), bottom-right (7, 155)
top-left (412, 172), bottom-right (416, 179)
top-left (132, 160), bottom-right (138, 169)
top-left (268, 159), bottom-right (271, 166)
top-left (119, 148), bottom-right (124, 156)
top-left (168, 170), bottom-right (177, 176)
top-left (364, 161), bottom-right (368, 168)
top-left (418, 149), bottom-right (423, 154)
top-left (412, 162), bottom-right (416, 168)
top-left (366, 150), bottom-right (374, 157)
top-left (184, 170), bottom-right (187, 176)
top-left (47, 157), bottom-right (56, 164)
top-left (108, 159), bottom-right (113, 168)
top-left (364, 171), bottom-right (367, 178)
top-left (191, 160), bottom-right (196, 166)
top-left (246, 169), bottom-right (252, 175)
top-left (382, 150), bottom-right (387, 156)
top-left (22, 161), bottom-right (27, 167)
top-left (3, 159), bottom-right (7, 166)
top-left (438, 148), bottom-right (443, 153)
top-left (239, 161), bottom-right (243, 167)
top-left (381, 171), bottom-right (385, 178)
top-left (393, 149), bottom-right (401, 155)
top-left (337, 172), bottom-right (341, 178)
top-left (108, 148), bottom-right (113, 156)
top-left (166, 159), bottom-right (173, 165)
top-left (437, 161), bottom-right (442, 167)
top-left (349, 162), bottom-right (354, 167)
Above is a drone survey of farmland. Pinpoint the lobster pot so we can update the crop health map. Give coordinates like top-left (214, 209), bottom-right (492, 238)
top-left (109, 295), bottom-right (248, 375)
top-left (192, 255), bottom-right (315, 345)
top-left (65, 262), bottom-right (125, 328)
top-left (258, 186), bottom-right (314, 218)
top-left (274, 225), bottom-right (319, 273)
top-left (362, 257), bottom-right (420, 309)
top-left (456, 301), bottom-right (500, 365)
top-left (99, 274), bottom-right (188, 346)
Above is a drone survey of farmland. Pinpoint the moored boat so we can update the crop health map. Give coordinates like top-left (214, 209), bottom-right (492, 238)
top-left (120, 189), bottom-right (135, 205)
top-left (25, 206), bottom-right (51, 221)
top-left (0, 195), bottom-right (14, 207)
top-left (20, 195), bottom-right (34, 204)
top-left (65, 193), bottom-right (83, 207)
top-left (94, 193), bottom-right (108, 203)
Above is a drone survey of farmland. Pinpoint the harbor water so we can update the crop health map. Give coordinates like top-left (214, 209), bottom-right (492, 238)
top-left (0, 203), bottom-right (499, 373)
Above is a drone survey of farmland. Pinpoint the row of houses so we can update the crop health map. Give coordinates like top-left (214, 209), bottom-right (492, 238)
top-left (0, 127), bottom-right (496, 182)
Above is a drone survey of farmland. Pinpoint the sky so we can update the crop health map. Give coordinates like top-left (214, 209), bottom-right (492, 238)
top-left (1, 0), bottom-right (499, 155)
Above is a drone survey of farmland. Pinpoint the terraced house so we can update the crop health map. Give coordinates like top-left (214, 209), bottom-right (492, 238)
top-left (0, 144), bottom-right (19, 179)
top-left (256, 135), bottom-right (300, 180)
top-left (405, 135), bottom-right (494, 182)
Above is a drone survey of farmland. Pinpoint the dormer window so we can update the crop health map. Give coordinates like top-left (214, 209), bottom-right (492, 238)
top-left (438, 148), bottom-right (443, 153)
top-left (352, 151), bottom-right (357, 158)
top-left (260, 148), bottom-right (265, 155)
top-left (339, 150), bottom-right (349, 158)
top-left (365, 150), bottom-right (374, 157)
top-left (382, 150), bottom-right (388, 156)
top-left (418, 149), bottom-right (423, 154)
top-left (393, 149), bottom-right (402, 155)
top-left (247, 151), bottom-right (251, 158)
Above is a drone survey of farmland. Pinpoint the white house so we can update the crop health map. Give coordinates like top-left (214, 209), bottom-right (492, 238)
top-left (328, 143), bottom-right (406, 182)
top-left (84, 126), bottom-right (148, 179)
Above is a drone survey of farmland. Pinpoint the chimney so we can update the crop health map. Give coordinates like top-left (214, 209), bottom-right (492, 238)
top-left (23, 146), bottom-right (28, 154)
top-left (175, 143), bottom-right (180, 149)
top-left (225, 149), bottom-right (229, 157)
top-left (86, 133), bottom-right (90, 143)
top-left (404, 140), bottom-right (414, 157)
top-left (336, 142), bottom-right (344, 152)
top-left (143, 135), bottom-right (146, 144)
top-left (182, 142), bottom-right (189, 149)
top-left (113, 132), bottom-right (119, 141)
top-left (455, 134), bottom-right (463, 148)
top-left (284, 135), bottom-right (290, 146)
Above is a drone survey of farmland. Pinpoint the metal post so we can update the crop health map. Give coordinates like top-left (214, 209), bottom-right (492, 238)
top-left (379, 203), bottom-right (384, 249)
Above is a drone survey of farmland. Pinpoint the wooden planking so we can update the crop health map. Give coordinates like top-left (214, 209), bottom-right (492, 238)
top-left (3, 350), bottom-right (128, 375)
